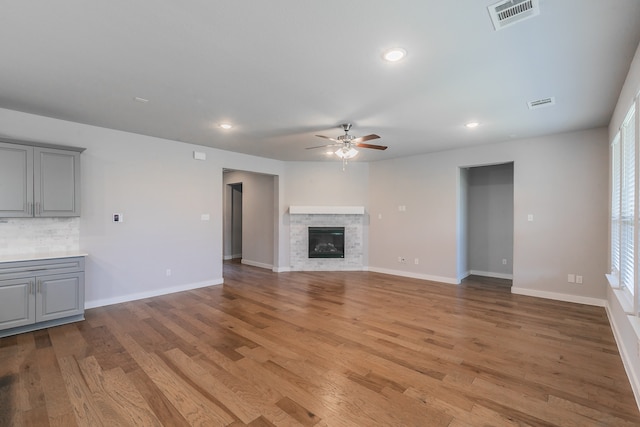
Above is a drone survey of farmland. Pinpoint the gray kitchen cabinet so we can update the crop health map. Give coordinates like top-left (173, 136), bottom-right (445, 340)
top-left (0, 256), bottom-right (85, 337)
top-left (0, 142), bottom-right (33, 217)
top-left (0, 277), bottom-right (35, 329)
top-left (0, 139), bottom-right (84, 218)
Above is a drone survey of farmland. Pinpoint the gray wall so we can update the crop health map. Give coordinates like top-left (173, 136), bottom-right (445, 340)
top-left (368, 128), bottom-right (608, 301)
top-left (0, 107), bottom-right (287, 307)
top-left (467, 163), bottom-right (514, 278)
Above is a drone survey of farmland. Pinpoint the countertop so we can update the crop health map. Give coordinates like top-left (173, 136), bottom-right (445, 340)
top-left (0, 251), bottom-right (88, 263)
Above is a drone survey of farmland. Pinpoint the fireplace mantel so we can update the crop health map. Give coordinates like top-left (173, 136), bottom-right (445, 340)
top-left (289, 206), bottom-right (364, 215)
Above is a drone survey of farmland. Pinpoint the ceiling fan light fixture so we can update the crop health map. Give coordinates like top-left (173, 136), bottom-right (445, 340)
top-left (219, 123), bottom-right (233, 130)
top-left (335, 147), bottom-right (358, 159)
top-left (382, 48), bottom-right (407, 62)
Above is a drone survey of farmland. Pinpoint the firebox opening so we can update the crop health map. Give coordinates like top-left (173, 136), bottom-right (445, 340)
top-left (308, 227), bottom-right (345, 258)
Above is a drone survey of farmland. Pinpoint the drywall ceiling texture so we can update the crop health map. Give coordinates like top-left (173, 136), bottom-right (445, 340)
top-left (368, 127), bottom-right (608, 301)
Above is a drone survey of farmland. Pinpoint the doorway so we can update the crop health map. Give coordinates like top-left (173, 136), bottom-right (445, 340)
top-left (462, 162), bottom-right (514, 282)
top-left (222, 170), bottom-right (277, 270)
top-left (230, 183), bottom-right (243, 260)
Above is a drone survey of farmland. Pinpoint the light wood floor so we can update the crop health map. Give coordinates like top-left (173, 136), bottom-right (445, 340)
top-left (1, 262), bottom-right (639, 426)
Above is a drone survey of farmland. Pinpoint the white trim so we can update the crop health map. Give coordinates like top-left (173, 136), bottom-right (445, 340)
top-left (289, 205), bottom-right (365, 215)
top-left (605, 301), bottom-right (640, 411)
top-left (469, 270), bottom-right (514, 280)
top-left (511, 287), bottom-right (606, 307)
top-left (223, 255), bottom-right (233, 260)
top-left (84, 279), bottom-right (223, 309)
top-left (273, 266), bottom-right (291, 273)
top-left (241, 259), bottom-right (273, 270)
top-left (366, 266), bottom-right (459, 285)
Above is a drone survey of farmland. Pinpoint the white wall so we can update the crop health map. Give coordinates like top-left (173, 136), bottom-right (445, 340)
top-left (369, 128), bottom-right (608, 301)
top-left (0, 107), bottom-right (286, 306)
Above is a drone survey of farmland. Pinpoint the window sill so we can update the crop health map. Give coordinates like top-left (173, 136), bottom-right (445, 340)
top-left (607, 274), bottom-right (635, 314)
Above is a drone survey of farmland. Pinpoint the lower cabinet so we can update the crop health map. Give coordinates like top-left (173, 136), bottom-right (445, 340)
top-left (0, 256), bottom-right (85, 337)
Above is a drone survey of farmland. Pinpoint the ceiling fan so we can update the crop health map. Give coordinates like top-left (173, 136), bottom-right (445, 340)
top-left (307, 123), bottom-right (387, 170)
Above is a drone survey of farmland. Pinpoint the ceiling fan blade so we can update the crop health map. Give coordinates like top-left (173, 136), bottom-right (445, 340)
top-left (351, 134), bottom-right (380, 143)
top-left (315, 135), bottom-right (339, 142)
top-left (355, 142), bottom-right (388, 150)
top-left (306, 143), bottom-right (341, 150)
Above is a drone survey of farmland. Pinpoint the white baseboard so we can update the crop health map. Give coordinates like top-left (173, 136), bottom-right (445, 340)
top-left (511, 287), bottom-right (606, 307)
top-left (469, 270), bottom-right (513, 280)
top-left (241, 259), bottom-right (273, 270)
top-left (85, 278), bottom-right (224, 309)
top-left (273, 266), bottom-right (291, 273)
top-left (223, 255), bottom-right (233, 260)
top-left (366, 266), bottom-right (459, 285)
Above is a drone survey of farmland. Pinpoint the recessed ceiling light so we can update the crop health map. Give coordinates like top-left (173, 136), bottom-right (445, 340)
top-left (133, 96), bottom-right (149, 103)
top-left (382, 48), bottom-right (407, 62)
top-left (465, 122), bottom-right (480, 128)
top-left (219, 123), bottom-right (233, 130)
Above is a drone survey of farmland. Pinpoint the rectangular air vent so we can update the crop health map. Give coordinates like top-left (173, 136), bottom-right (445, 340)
top-left (488, 0), bottom-right (540, 31)
top-left (527, 97), bottom-right (556, 110)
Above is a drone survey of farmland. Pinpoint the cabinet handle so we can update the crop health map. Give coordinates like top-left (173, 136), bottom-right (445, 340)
top-left (36, 202), bottom-right (40, 216)
top-left (37, 280), bottom-right (41, 294)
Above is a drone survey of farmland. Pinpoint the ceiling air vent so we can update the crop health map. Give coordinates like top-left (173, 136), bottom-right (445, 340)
top-left (527, 97), bottom-right (555, 110)
top-left (488, 0), bottom-right (540, 31)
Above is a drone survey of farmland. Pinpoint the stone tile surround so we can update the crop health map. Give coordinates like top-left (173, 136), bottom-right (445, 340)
top-left (290, 212), bottom-right (363, 271)
top-left (0, 218), bottom-right (80, 256)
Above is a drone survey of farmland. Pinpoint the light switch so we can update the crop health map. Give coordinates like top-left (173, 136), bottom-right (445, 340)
top-left (527, 214), bottom-right (533, 222)
top-left (201, 213), bottom-right (210, 221)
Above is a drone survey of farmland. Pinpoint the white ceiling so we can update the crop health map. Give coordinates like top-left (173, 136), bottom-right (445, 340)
top-left (1, 1), bottom-right (639, 162)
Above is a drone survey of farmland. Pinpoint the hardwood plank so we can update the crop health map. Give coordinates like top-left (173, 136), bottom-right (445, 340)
top-left (0, 263), bottom-right (638, 426)
top-left (77, 356), bottom-right (162, 426)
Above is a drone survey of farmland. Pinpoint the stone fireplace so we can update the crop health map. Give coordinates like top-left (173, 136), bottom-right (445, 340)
top-left (289, 206), bottom-right (364, 271)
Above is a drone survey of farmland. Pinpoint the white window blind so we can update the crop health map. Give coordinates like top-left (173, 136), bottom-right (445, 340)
top-left (611, 135), bottom-right (621, 278)
top-left (621, 105), bottom-right (636, 296)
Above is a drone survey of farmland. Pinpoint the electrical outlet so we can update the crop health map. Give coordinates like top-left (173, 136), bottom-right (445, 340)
top-left (414, 258), bottom-right (419, 265)
top-left (576, 275), bottom-right (583, 284)
top-left (166, 269), bottom-right (172, 277)
top-left (502, 258), bottom-right (507, 265)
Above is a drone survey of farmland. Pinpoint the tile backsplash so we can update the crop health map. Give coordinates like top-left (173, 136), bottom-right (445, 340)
top-left (0, 218), bottom-right (80, 256)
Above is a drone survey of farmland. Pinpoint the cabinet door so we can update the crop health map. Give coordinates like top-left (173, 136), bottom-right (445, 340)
top-left (36, 272), bottom-right (84, 322)
top-left (34, 147), bottom-right (81, 217)
top-left (0, 142), bottom-right (34, 217)
top-left (0, 278), bottom-right (36, 330)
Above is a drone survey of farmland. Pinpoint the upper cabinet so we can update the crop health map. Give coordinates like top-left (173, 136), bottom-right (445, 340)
top-left (0, 140), bottom-right (84, 218)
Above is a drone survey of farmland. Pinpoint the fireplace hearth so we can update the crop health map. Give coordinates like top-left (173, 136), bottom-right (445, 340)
top-left (308, 227), bottom-right (345, 258)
